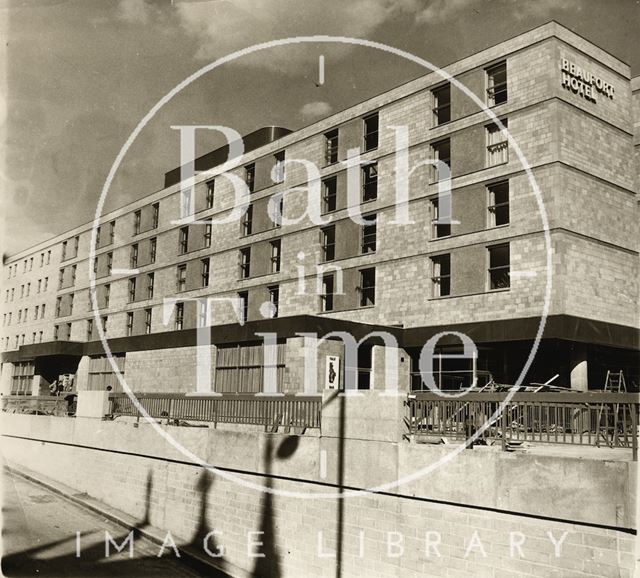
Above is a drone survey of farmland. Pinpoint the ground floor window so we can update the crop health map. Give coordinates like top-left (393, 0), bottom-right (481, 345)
top-left (215, 343), bottom-right (286, 393)
top-left (87, 354), bottom-right (125, 391)
top-left (11, 361), bottom-right (34, 395)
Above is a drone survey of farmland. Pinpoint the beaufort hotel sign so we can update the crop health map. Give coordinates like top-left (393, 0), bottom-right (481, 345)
top-left (560, 58), bottom-right (615, 103)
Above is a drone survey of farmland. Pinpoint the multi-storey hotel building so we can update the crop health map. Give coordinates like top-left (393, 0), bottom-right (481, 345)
top-left (1, 22), bottom-right (638, 397)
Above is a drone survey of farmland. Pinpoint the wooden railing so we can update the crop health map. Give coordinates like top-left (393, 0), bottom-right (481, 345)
top-left (1, 395), bottom-right (74, 416)
top-left (406, 391), bottom-right (639, 459)
top-left (108, 392), bottom-right (322, 430)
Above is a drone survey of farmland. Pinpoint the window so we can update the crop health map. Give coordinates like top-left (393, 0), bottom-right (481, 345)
top-left (242, 204), bottom-right (253, 236)
top-left (201, 258), bottom-right (210, 287)
top-left (58, 269), bottom-right (64, 289)
top-left (203, 220), bottom-right (212, 248)
top-left (237, 291), bottom-right (248, 324)
top-left (18, 310), bottom-right (22, 323)
top-left (56, 297), bottom-right (61, 317)
top-left (34, 306), bottom-right (39, 319)
top-left (130, 244), bottom-right (139, 268)
top-left (486, 120), bottom-right (508, 166)
top-left (69, 294), bottom-right (74, 315)
top-left (179, 227), bottom-right (189, 254)
top-left (322, 176), bottom-right (337, 213)
top-left (10, 288), bottom-right (14, 301)
top-left (270, 239), bottom-right (281, 273)
top-left (152, 203), bottom-right (160, 228)
top-left (321, 274), bottom-right (334, 312)
top-left (109, 220), bottom-right (116, 244)
top-left (274, 151), bottom-right (285, 183)
top-left (245, 163), bottom-right (255, 193)
top-left (268, 285), bottom-right (279, 319)
top-left (432, 83), bottom-right (451, 125)
top-left (147, 273), bottom-right (154, 299)
top-left (104, 284), bottom-right (110, 308)
top-left (274, 196), bottom-right (283, 229)
top-left (431, 254), bottom-right (451, 297)
top-left (359, 268), bottom-right (376, 307)
top-left (107, 253), bottom-right (113, 275)
top-left (239, 248), bottom-right (251, 279)
top-left (324, 129), bottom-right (339, 164)
top-left (128, 277), bottom-right (136, 302)
top-left (363, 113), bottom-right (379, 152)
top-left (206, 180), bottom-right (215, 209)
top-left (149, 237), bottom-right (157, 263)
top-left (74, 236), bottom-right (80, 256)
top-left (362, 163), bottom-right (378, 201)
top-left (431, 139), bottom-right (451, 180)
top-left (32, 332), bottom-right (36, 344)
top-left (487, 61), bottom-right (507, 106)
top-left (488, 244), bottom-right (510, 289)
top-left (488, 181), bottom-right (510, 227)
top-left (26, 282), bottom-right (30, 296)
top-left (126, 312), bottom-right (134, 336)
top-left (41, 304), bottom-right (45, 319)
top-left (71, 265), bottom-right (77, 285)
top-left (40, 253), bottom-right (44, 267)
top-left (38, 331), bottom-right (42, 343)
top-left (96, 226), bottom-right (101, 247)
top-left (134, 210), bottom-right (141, 235)
top-left (29, 257), bottom-right (33, 271)
top-left (101, 315), bottom-right (108, 334)
top-left (361, 215), bottom-right (377, 254)
top-left (173, 301), bottom-right (184, 330)
top-left (47, 250), bottom-right (51, 264)
top-left (44, 277), bottom-right (49, 291)
top-left (177, 264), bottom-right (187, 292)
top-left (54, 325), bottom-right (59, 340)
top-left (86, 319), bottom-right (93, 341)
top-left (145, 308), bottom-right (152, 334)
top-left (87, 353), bottom-right (124, 391)
top-left (321, 226), bottom-right (336, 262)
top-left (23, 260), bottom-right (26, 273)
top-left (431, 198), bottom-right (451, 238)
top-left (62, 240), bottom-right (67, 260)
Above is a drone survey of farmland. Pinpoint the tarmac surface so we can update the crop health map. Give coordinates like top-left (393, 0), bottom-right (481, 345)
top-left (1, 470), bottom-right (205, 577)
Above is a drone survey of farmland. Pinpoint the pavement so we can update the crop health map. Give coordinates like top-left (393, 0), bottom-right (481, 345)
top-left (1, 468), bottom-right (221, 577)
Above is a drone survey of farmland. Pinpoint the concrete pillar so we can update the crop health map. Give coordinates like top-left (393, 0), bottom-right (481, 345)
top-left (75, 356), bottom-right (90, 391)
top-left (570, 344), bottom-right (588, 392)
top-left (75, 390), bottom-right (110, 418)
top-left (284, 336), bottom-right (344, 394)
top-left (371, 345), bottom-right (411, 393)
top-left (0, 362), bottom-right (14, 395)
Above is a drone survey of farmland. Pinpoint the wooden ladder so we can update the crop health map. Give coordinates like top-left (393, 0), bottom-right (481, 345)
top-left (596, 371), bottom-right (627, 448)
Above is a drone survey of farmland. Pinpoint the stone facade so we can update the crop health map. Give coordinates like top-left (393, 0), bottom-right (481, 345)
top-left (1, 22), bottom-right (637, 394)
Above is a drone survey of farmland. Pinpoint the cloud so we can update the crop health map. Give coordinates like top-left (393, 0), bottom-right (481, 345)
top-left (174, 0), bottom-right (402, 71)
top-left (299, 100), bottom-right (333, 120)
top-left (117, 0), bottom-right (152, 24)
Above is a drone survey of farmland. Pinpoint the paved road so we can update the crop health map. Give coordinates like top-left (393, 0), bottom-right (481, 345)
top-left (2, 471), bottom-right (204, 577)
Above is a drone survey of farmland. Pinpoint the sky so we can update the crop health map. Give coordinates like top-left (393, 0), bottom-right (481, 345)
top-left (1, 0), bottom-right (638, 258)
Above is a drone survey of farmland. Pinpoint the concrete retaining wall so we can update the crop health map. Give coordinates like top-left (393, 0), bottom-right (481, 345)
top-left (1, 413), bottom-right (636, 578)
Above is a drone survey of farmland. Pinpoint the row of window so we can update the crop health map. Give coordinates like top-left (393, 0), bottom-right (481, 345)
top-left (319, 268), bottom-right (376, 312)
top-left (4, 277), bottom-right (49, 302)
top-left (5, 61), bottom-right (507, 285)
top-left (3, 304), bottom-right (47, 326)
top-left (431, 244), bottom-right (511, 298)
top-left (4, 334), bottom-right (43, 350)
top-left (5, 250), bottom-right (53, 279)
top-left (431, 61), bottom-right (507, 127)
